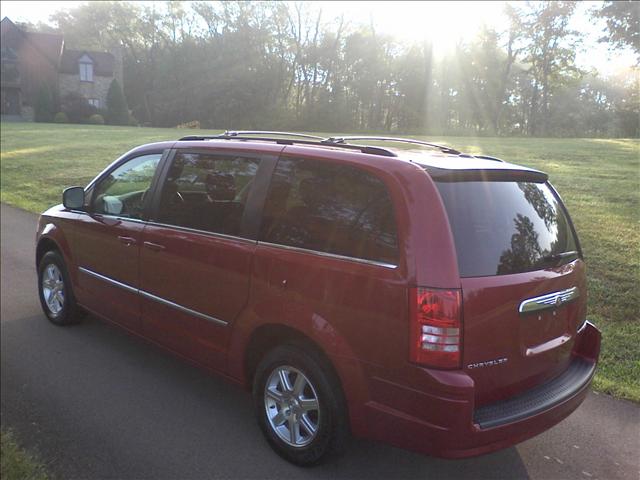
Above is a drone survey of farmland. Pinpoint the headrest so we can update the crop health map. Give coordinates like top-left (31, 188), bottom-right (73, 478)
top-left (205, 173), bottom-right (236, 201)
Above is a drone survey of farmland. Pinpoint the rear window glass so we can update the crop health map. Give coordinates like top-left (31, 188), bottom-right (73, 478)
top-left (435, 181), bottom-right (578, 277)
top-left (260, 157), bottom-right (399, 266)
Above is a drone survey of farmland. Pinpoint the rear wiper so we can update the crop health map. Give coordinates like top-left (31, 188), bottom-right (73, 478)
top-left (543, 251), bottom-right (579, 262)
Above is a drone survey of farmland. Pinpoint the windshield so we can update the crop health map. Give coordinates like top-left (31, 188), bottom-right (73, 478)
top-left (435, 180), bottom-right (579, 277)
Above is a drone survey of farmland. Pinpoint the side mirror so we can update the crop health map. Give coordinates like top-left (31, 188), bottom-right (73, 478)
top-left (63, 186), bottom-right (85, 210)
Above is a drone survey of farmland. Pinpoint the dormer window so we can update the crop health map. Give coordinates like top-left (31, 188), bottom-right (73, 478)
top-left (78, 54), bottom-right (93, 82)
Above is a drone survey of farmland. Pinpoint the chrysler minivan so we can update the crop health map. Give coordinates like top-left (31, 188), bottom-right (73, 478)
top-left (36, 132), bottom-right (601, 465)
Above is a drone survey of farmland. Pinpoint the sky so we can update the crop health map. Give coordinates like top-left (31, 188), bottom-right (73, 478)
top-left (0, 0), bottom-right (636, 76)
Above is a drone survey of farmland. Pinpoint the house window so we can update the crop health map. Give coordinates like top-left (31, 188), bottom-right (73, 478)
top-left (88, 98), bottom-right (100, 108)
top-left (1, 47), bottom-right (20, 83)
top-left (78, 54), bottom-right (93, 82)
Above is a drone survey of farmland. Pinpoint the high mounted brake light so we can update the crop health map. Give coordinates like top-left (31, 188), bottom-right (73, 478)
top-left (409, 287), bottom-right (462, 369)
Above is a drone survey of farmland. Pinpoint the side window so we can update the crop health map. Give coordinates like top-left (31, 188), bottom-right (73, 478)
top-left (92, 153), bottom-right (162, 219)
top-left (156, 152), bottom-right (260, 237)
top-left (260, 157), bottom-right (399, 265)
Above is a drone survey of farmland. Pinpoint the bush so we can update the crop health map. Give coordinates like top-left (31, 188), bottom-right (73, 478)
top-left (128, 113), bottom-right (138, 126)
top-left (61, 92), bottom-right (96, 123)
top-left (106, 79), bottom-right (129, 125)
top-left (34, 85), bottom-right (54, 122)
top-left (53, 112), bottom-right (68, 123)
top-left (88, 114), bottom-right (105, 125)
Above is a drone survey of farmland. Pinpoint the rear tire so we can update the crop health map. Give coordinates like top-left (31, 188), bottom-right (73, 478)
top-left (252, 344), bottom-right (348, 466)
top-left (38, 250), bottom-right (83, 326)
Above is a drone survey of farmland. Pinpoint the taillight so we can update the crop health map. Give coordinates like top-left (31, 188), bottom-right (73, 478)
top-left (409, 287), bottom-right (462, 369)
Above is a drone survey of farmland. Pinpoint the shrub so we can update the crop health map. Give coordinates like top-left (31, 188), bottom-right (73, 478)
top-left (61, 92), bottom-right (96, 123)
top-left (88, 114), bottom-right (105, 125)
top-left (106, 79), bottom-right (129, 125)
top-left (34, 85), bottom-right (54, 122)
top-left (53, 112), bottom-right (68, 123)
top-left (128, 113), bottom-right (138, 126)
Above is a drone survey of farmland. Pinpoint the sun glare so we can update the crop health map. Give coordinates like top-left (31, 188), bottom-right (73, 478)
top-left (320, 1), bottom-right (508, 51)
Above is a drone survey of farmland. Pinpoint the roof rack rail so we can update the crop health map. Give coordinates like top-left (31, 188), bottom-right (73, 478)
top-left (324, 136), bottom-right (461, 155)
top-left (177, 131), bottom-right (398, 157)
top-left (176, 130), bottom-right (475, 159)
top-left (224, 130), bottom-right (325, 140)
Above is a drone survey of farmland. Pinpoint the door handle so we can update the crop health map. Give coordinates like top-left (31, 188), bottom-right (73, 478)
top-left (117, 235), bottom-right (136, 246)
top-left (143, 241), bottom-right (166, 252)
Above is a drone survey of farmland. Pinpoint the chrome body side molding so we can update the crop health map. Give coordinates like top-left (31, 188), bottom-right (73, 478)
top-left (518, 287), bottom-right (579, 314)
top-left (78, 267), bottom-right (228, 326)
top-left (79, 267), bottom-right (138, 294)
top-left (138, 290), bottom-right (227, 326)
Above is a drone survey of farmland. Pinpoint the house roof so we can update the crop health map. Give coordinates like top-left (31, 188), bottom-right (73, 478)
top-left (1, 17), bottom-right (64, 67)
top-left (60, 49), bottom-right (115, 76)
top-left (24, 31), bottom-right (64, 66)
top-left (1, 17), bottom-right (116, 77)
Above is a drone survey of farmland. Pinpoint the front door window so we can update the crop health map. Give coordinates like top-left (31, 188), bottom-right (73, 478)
top-left (92, 153), bottom-right (162, 219)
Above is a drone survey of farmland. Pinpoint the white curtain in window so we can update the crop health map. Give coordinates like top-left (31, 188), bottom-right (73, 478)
top-left (79, 62), bottom-right (93, 82)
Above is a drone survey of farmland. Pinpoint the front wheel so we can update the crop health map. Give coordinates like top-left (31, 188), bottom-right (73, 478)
top-left (38, 250), bottom-right (82, 326)
top-left (252, 344), bottom-right (348, 466)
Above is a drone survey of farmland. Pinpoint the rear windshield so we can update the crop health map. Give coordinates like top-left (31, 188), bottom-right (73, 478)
top-left (435, 180), bottom-right (578, 277)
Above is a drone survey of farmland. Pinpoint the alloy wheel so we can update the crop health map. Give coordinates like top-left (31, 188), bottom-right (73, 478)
top-left (264, 365), bottom-right (321, 447)
top-left (42, 263), bottom-right (65, 315)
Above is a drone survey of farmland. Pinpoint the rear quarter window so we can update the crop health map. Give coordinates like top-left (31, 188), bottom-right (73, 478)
top-left (260, 157), bottom-right (399, 266)
top-left (435, 180), bottom-right (578, 277)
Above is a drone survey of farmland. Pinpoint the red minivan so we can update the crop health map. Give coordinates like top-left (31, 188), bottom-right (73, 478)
top-left (36, 132), bottom-right (600, 465)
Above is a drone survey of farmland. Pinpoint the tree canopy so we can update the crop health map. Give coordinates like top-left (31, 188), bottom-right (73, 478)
top-left (44, 1), bottom-right (639, 137)
top-left (593, 0), bottom-right (640, 61)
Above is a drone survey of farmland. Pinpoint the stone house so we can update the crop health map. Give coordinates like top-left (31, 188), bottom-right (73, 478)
top-left (1, 17), bottom-right (122, 120)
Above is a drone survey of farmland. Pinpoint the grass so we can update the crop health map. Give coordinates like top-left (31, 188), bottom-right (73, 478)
top-left (0, 430), bottom-right (48, 480)
top-left (1, 122), bottom-right (638, 402)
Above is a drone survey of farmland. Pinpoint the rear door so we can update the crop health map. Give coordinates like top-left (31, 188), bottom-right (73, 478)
top-left (434, 177), bottom-right (586, 405)
top-left (139, 149), bottom-right (276, 371)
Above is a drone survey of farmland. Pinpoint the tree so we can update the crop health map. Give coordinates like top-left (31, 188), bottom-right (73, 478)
top-left (519, 1), bottom-right (582, 136)
top-left (494, 4), bottom-right (525, 134)
top-left (106, 79), bottom-right (129, 125)
top-left (593, 0), bottom-right (640, 62)
top-left (34, 84), bottom-right (54, 122)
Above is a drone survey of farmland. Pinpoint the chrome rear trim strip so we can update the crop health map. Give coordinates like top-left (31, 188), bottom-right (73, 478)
top-left (519, 287), bottom-right (579, 314)
top-left (78, 267), bottom-right (228, 326)
top-left (79, 267), bottom-right (138, 294)
top-left (138, 290), bottom-right (228, 326)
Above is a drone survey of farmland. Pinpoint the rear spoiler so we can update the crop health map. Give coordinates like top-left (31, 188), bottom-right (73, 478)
top-left (425, 167), bottom-right (548, 183)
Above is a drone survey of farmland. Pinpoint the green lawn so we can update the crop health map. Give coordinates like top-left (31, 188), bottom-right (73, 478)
top-left (1, 122), bottom-right (638, 402)
top-left (0, 430), bottom-right (48, 480)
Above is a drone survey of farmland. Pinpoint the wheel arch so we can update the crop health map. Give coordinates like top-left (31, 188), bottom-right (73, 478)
top-left (244, 324), bottom-right (339, 387)
top-left (231, 319), bottom-right (371, 438)
top-left (36, 236), bottom-right (62, 268)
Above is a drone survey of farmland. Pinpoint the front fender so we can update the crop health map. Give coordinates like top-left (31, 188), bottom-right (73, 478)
top-left (36, 206), bottom-right (79, 284)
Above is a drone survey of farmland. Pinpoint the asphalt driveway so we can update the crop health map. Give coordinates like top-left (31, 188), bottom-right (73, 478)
top-left (1, 203), bottom-right (638, 479)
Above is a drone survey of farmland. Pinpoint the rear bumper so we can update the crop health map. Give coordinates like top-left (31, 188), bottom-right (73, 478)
top-left (361, 321), bottom-right (601, 458)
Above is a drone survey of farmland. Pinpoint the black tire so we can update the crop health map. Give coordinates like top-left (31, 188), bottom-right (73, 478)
top-left (37, 250), bottom-right (83, 326)
top-left (252, 344), bottom-right (348, 466)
